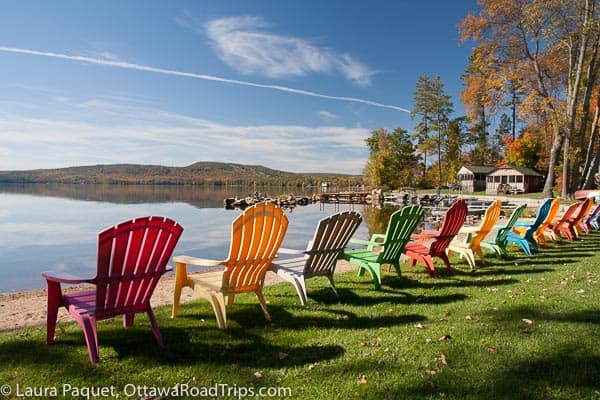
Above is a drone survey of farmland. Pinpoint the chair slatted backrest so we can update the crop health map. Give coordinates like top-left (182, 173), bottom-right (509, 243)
top-left (470, 200), bottom-right (502, 248)
top-left (555, 202), bottom-right (581, 227)
top-left (520, 198), bottom-right (553, 238)
top-left (534, 198), bottom-right (561, 240)
top-left (495, 203), bottom-right (527, 243)
top-left (223, 202), bottom-right (288, 293)
top-left (571, 197), bottom-right (593, 227)
top-left (304, 211), bottom-right (362, 277)
top-left (429, 199), bottom-right (468, 256)
top-left (95, 216), bottom-right (183, 319)
top-left (377, 205), bottom-right (424, 264)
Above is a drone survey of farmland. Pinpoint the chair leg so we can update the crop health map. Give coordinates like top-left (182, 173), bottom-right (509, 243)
top-left (439, 253), bottom-right (454, 273)
top-left (123, 313), bottom-right (134, 327)
top-left (45, 281), bottom-right (62, 344)
top-left (327, 275), bottom-right (340, 300)
top-left (76, 313), bottom-right (100, 365)
top-left (254, 290), bottom-right (272, 322)
top-left (146, 308), bottom-right (164, 347)
top-left (172, 262), bottom-right (188, 318)
top-left (208, 292), bottom-right (228, 329)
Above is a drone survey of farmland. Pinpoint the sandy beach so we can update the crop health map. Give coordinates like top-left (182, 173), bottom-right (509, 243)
top-left (0, 261), bottom-right (357, 332)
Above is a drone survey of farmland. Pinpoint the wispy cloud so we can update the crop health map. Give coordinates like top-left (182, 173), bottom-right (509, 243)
top-left (318, 110), bottom-right (339, 120)
top-left (0, 101), bottom-right (370, 173)
top-left (0, 46), bottom-right (410, 113)
top-left (204, 16), bottom-right (375, 86)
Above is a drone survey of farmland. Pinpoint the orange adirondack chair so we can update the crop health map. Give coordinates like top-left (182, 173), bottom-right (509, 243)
top-left (42, 216), bottom-right (184, 365)
top-left (446, 199), bottom-right (502, 270)
top-left (172, 202), bottom-right (288, 329)
top-left (403, 199), bottom-right (468, 276)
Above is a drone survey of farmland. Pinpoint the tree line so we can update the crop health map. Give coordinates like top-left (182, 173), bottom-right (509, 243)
top-left (366, 0), bottom-right (600, 198)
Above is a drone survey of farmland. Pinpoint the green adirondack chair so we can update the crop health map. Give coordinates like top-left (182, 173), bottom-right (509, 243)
top-left (480, 203), bottom-right (527, 258)
top-left (340, 204), bottom-right (423, 289)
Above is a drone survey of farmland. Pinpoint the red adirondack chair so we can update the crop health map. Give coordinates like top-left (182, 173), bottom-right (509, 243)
top-left (42, 216), bottom-right (184, 365)
top-left (403, 199), bottom-right (468, 277)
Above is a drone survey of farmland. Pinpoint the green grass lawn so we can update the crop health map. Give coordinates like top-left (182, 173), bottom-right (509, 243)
top-left (1, 233), bottom-right (599, 399)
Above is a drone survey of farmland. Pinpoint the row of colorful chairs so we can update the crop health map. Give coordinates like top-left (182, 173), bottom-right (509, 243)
top-left (41, 197), bottom-right (599, 364)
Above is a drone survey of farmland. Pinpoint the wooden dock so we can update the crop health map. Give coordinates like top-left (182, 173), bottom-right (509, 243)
top-left (319, 191), bottom-right (370, 204)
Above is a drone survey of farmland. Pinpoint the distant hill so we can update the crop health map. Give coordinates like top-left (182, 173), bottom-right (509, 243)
top-left (0, 161), bottom-right (363, 187)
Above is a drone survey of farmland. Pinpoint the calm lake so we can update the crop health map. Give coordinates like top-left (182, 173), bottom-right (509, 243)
top-left (0, 184), bottom-right (389, 294)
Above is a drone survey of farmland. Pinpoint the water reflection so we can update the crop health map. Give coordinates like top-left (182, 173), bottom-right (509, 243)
top-left (0, 184), bottom-right (434, 293)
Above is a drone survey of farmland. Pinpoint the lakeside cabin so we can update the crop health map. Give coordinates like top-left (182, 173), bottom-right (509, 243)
top-left (485, 165), bottom-right (543, 194)
top-left (457, 165), bottom-right (495, 192)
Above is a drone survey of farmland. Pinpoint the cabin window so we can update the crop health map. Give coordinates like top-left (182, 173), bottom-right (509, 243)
top-left (494, 176), bottom-right (500, 183)
top-left (487, 176), bottom-right (493, 182)
top-left (516, 176), bottom-right (523, 183)
top-left (509, 176), bottom-right (516, 183)
top-left (501, 176), bottom-right (508, 184)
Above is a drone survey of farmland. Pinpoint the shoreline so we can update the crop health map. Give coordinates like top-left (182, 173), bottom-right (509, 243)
top-left (0, 261), bottom-right (357, 333)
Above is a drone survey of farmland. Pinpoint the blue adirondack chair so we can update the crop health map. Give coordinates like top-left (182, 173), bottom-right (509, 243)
top-left (504, 198), bottom-right (553, 255)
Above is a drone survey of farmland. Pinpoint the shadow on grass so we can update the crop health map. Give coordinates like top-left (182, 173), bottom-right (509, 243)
top-left (0, 317), bottom-right (346, 370)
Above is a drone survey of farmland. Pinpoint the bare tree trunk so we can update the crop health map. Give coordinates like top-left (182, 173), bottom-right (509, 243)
top-left (543, 123), bottom-right (563, 198)
top-left (562, 0), bottom-right (594, 197)
top-left (582, 98), bottom-right (600, 188)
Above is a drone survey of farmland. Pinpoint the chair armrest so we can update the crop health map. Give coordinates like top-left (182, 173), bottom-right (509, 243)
top-left (513, 221), bottom-right (533, 227)
top-left (349, 238), bottom-right (375, 246)
top-left (458, 226), bottom-right (480, 234)
top-left (411, 230), bottom-right (440, 240)
top-left (277, 247), bottom-right (306, 255)
top-left (370, 234), bottom-right (386, 241)
top-left (41, 271), bottom-right (92, 285)
top-left (172, 255), bottom-right (223, 267)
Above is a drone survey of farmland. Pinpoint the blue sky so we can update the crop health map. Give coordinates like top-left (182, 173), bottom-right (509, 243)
top-left (0, 0), bottom-right (479, 174)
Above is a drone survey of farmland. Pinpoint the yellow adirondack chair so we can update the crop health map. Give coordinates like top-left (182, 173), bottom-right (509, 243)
top-left (171, 202), bottom-right (288, 329)
top-left (446, 199), bottom-right (502, 270)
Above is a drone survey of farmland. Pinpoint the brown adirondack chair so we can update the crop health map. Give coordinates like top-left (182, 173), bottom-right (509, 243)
top-left (42, 216), bottom-right (184, 365)
top-left (171, 202), bottom-right (288, 329)
top-left (269, 211), bottom-right (362, 305)
top-left (403, 199), bottom-right (468, 276)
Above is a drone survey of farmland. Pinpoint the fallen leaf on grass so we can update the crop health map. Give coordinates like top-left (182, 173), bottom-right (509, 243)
top-left (415, 323), bottom-right (426, 329)
top-left (440, 353), bottom-right (448, 365)
top-left (308, 363), bottom-right (318, 370)
top-left (439, 335), bottom-right (452, 341)
top-left (487, 347), bottom-right (497, 354)
top-left (521, 318), bottom-right (533, 325)
top-left (278, 352), bottom-right (288, 360)
top-left (254, 371), bottom-right (262, 378)
top-left (356, 375), bottom-right (368, 385)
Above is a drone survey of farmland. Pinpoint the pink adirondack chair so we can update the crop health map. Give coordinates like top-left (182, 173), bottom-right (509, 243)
top-left (403, 199), bottom-right (468, 277)
top-left (42, 216), bottom-right (184, 365)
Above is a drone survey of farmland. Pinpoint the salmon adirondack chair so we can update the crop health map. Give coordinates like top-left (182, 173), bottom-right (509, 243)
top-left (446, 199), bottom-right (502, 270)
top-left (269, 211), bottom-right (362, 305)
top-left (340, 205), bottom-right (423, 289)
top-left (505, 198), bottom-right (553, 255)
top-left (547, 201), bottom-right (582, 241)
top-left (403, 199), bottom-right (468, 277)
top-left (41, 216), bottom-right (184, 365)
top-left (171, 202), bottom-right (288, 329)
top-left (480, 203), bottom-right (527, 258)
top-left (569, 197), bottom-right (593, 239)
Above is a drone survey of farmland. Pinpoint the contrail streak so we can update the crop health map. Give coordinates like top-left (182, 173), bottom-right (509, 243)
top-left (0, 46), bottom-right (410, 113)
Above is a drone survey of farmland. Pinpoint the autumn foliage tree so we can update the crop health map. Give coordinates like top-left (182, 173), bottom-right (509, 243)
top-left (363, 127), bottom-right (421, 189)
top-left (459, 0), bottom-right (600, 197)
